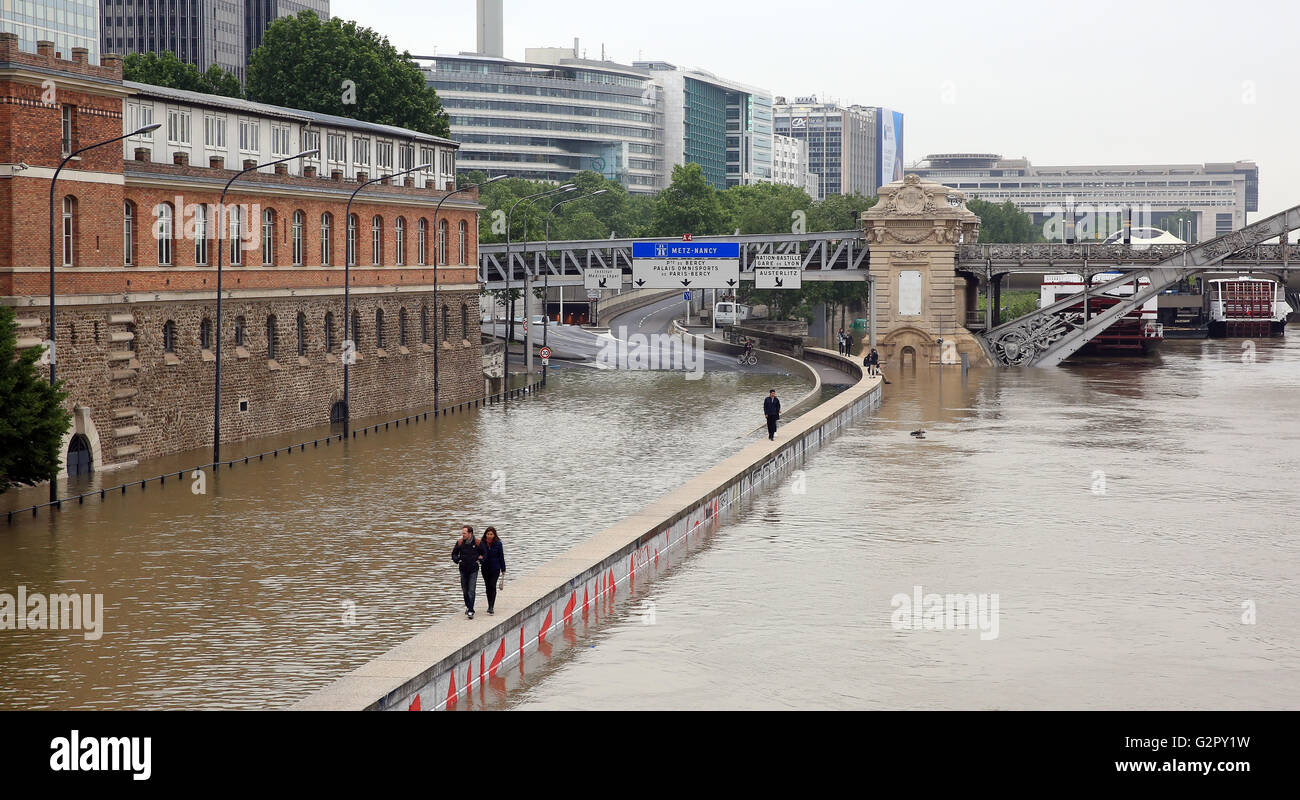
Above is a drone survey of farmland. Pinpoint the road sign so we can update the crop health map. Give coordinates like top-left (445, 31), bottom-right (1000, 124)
top-left (583, 267), bottom-right (621, 290)
top-left (682, 233), bottom-right (693, 241)
top-left (683, 291), bottom-right (691, 301)
top-left (632, 258), bottom-right (740, 289)
top-left (539, 347), bottom-right (551, 359)
top-left (754, 253), bottom-right (802, 289)
top-left (542, 357), bottom-right (549, 366)
top-left (632, 242), bottom-right (739, 259)
top-left (587, 288), bottom-right (601, 299)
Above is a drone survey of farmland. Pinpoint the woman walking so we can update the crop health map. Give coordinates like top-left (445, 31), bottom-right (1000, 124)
top-left (481, 527), bottom-right (507, 615)
top-left (451, 525), bottom-right (483, 618)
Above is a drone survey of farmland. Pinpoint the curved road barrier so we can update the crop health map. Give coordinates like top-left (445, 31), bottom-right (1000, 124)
top-left (293, 348), bottom-right (881, 710)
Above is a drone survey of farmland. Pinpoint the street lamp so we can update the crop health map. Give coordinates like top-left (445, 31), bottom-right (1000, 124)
top-left (47, 120), bottom-right (161, 504)
top-left (432, 173), bottom-right (504, 412)
top-left (335, 162), bottom-right (436, 437)
top-left (212, 148), bottom-right (318, 465)
top-left (541, 189), bottom-right (607, 384)
top-left (503, 184), bottom-right (574, 378)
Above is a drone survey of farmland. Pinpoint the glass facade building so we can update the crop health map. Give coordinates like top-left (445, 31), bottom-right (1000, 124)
top-left (426, 52), bottom-right (663, 193)
top-left (774, 98), bottom-right (885, 197)
top-left (1, 0), bottom-right (100, 62)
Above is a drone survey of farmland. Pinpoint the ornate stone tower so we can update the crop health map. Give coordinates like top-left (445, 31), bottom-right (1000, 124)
top-left (861, 174), bottom-right (986, 367)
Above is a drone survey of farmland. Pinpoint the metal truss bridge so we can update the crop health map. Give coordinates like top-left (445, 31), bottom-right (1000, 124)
top-left (478, 230), bottom-right (867, 288)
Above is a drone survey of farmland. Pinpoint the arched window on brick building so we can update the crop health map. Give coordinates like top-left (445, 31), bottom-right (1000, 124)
top-left (123, 201), bottom-right (136, 266)
top-left (398, 307), bottom-right (408, 346)
top-left (227, 206), bottom-right (242, 266)
top-left (371, 215), bottom-right (383, 266)
top-left (394, 217), bottom-right (405, 266)
top-left (458, 220), bottom-right (468, 265)
top-left (321, 213), bottom-right (333, 266)
top-left (194, 203), bottom-right (209, 266)
top-left (200, 318), bottom-right (212, 351)
top-left (266, 315), bottom-right (278, 360)
top-left (155, 202), bottom-right (173, 266)
top-left (292, 211), bottom-right (304, 266)
top-left (346, 214), bottom-right (358, 267)
top-left (324, 312), bottom-right (335, 353)
top-left (350, 309), bottom-right (361, 349)
top-left (420, 305), bottom-right (429, 344)
top-left (296, 312), bottom-right (307, 357)
top-left (60, 196), bottom-right (78, 267)
top-left (441, 305), bottom-right (449, 342)
top-left (375, 308), bottom-right (385, 350)
top-left (461, 304), bottom-right (469, 341)
top-left (417, 218), bottom-right (427, 265)
top-left (438, 219), bottom-right (448, 266)
top-left (234, 315), bottom-right (246, 347)
top-left (261, 209), bottom-right (275, 266)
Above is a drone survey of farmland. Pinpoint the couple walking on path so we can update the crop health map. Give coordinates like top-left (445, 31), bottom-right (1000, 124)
top-left (451, 525), bottom-right (507, 619)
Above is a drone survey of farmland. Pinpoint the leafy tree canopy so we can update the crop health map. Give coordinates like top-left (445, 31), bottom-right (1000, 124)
top-left (967, 198), bottom-right (1042, 243)
top-left (122, 51), bottom-right (242, 98)
top-left (246, 11), bottom-right (449, 138)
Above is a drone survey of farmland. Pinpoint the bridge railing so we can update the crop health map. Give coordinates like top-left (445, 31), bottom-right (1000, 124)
top-left (478, 230), bottom-right (867, 284)
top-left (959, 242), bottom-right (1300, 271)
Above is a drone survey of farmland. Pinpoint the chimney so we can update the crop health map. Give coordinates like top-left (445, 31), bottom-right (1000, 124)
top-left (404, 176), bottom-right (415, 188)
top-left (133, 147), bottom-right (150, 161)
top-left (331, 169), bottom-right (343, 182)
top-left (356, 170), bottom-right (368, 183)
top-left (101, 52), bottom-right (122, 73)
top-left (173, 151), bottom-right (189, 166)
top-left (243, 159), bottom-right (257, 170)
top-left (36, 40), bottom-right (54, 58)
top-left (209, 156), bottom-right (224, 170)
top-left (475, 0), bottom-right (504, 58)
top-left (274, 163), bottom-right (288, 175)
top-left (71, 47), bottom-right (88, 65)
top-left (303, 165), bottom-right (317, 178)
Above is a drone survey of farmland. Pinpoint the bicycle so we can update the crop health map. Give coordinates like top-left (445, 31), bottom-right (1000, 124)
top-left (737, 352), bottom-right (758, 366)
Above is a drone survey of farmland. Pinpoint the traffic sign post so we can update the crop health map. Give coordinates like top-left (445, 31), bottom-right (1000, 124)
top-left (631, 241), bottom-right (740, 289)
top-left (754, 254), bottom-right (802, 289)
top-left (584, 267), bottom-right (621, 290)
top-left (539, 346), bottom-right (551, 360)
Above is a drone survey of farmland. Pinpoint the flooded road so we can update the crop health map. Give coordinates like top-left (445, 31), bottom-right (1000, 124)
top-left (0, 363), bottom-right (811, 709)
top-left (498, 338), bottom-right (1300, 710)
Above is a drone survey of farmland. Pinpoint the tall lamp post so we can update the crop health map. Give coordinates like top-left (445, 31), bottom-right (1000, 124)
top-left (47, 121), bottom-right (161, 503)
top-left (212, 148), bottom-right (318, 465)
top-left (541, 189), bottom-right (607, 384)
top-left (336, 162), bottom-right (435, 437)
top-left (504, 184), bottom-right (574, 375)
top-left (432, 173), bottom-right (505, 412)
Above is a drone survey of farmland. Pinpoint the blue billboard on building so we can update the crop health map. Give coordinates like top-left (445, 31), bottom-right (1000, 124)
top-left (877, 108), bottom-right (904, 189)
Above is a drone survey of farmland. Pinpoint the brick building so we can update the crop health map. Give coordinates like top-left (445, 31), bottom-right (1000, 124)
top-left (0, 32), bottom-right (485, 478)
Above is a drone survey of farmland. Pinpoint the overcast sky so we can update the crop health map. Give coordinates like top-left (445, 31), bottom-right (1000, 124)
top-left (336, 0), bottom-right (1295, 219)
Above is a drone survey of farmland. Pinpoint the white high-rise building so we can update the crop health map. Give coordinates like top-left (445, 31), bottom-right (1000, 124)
top-left (772, 133), bottom-right (819, 198)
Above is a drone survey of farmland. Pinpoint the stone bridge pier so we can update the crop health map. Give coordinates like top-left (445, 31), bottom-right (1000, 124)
top-left (862, 174), bottom-right (988, 367)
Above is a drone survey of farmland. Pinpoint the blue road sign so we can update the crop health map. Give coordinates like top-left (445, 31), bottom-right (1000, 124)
top-left (632, 241), bottom-right (739, 259)
top-left (684, 291), bottom-right (691, 301)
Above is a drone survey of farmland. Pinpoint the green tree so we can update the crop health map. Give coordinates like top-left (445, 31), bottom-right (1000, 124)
top-left (246, 11), bottom-right (448, 138)
top-left (719, 182), bottom-right (814, 235)
top-left (122, 52), bottom-right (242, 98)
top-left (651, 163), bottom-right (728, 237)
top-left (0, 307), bottom-right (71, 493)
top-left (808, 193), bottom-right (878, 231)
top-left (200, 63), bottom-right (244, 98)
top-left (968, 198), bottom-right (1041, 243)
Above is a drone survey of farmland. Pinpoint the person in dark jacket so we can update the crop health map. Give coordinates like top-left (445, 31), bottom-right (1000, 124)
top-left (480, 526), bottom-right (507, 615)
top-left (451, 525), bottom-right (482, 618)
top-left (763, 389), bottom-right (781, 441)
top-left (869, 348), bottom-right (880, 375)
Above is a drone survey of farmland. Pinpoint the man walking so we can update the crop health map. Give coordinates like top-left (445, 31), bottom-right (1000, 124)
top-left (763, 389), bottom-right (781, 441)
top-left (451, 525), bottom-right (482, 619)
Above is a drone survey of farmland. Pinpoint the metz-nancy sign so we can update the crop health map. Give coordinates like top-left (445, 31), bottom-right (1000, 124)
top-left (632, 241), bottom-right (740, 289)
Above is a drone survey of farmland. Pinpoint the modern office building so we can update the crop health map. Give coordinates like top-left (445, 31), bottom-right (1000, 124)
top-left (1, 0), bottom-right (100, 63)
top-left (774, 97), bottom-right (902, 198)
top-left (636, 60), bottom-right (772, 191)
top-left (772, 133), bottom-right (818, 198)
top-left (424, 49), bottom-right (663, 193)
top-left (97, 0), bottom-right (328, 81)
top-left (906, 153), bottom-right (1259, 242)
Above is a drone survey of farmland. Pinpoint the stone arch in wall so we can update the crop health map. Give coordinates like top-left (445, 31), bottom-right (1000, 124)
top-left (880, 325), bottom-right (933, 368)
top-left (57, 405), bottom-right (105, 477)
